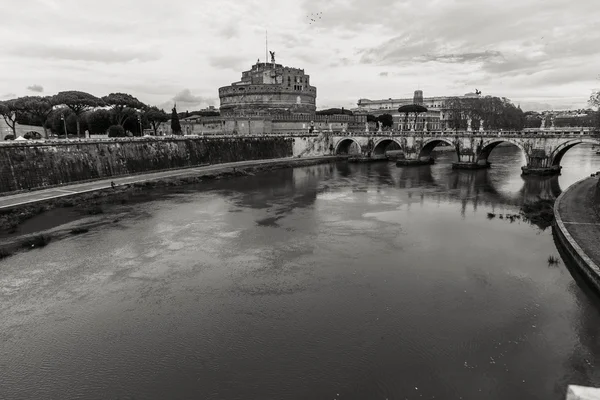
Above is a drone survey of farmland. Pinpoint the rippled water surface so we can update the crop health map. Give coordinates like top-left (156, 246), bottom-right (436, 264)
top-left (2, 145), bottom-right (600, 400)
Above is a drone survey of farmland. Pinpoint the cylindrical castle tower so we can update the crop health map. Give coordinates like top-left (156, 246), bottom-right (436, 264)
top-left (219, 60), bottom-right (317, 116)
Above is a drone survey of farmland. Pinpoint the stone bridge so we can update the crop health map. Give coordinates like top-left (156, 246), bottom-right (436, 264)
top-left (330, 128), bottom-right (599, 175)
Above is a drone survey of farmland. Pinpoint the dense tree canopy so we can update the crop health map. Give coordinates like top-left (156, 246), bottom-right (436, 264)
top-left (377, 113), bottom-right (394, 128)
top-left (366, 114), bottom-right (378, 123)
top-left (445, 96), bottom-right (525, 131)
top-left (53, 91), bottom-right (103, 137)
top-left (316, 108), bottom-right (353, 116)
top-left (102, 93), bottom-right (146, 126)
top-left (13, 96), bottom-right (54, 137)
top-left (47, 108), bottom-right (85, 137)
top-left (86, 109), bottom-right (113, 134)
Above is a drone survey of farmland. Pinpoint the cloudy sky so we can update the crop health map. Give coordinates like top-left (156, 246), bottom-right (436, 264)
top-left (2, 0), bottom-right (599, 112)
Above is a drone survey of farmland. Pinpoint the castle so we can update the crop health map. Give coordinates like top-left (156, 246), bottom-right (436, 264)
top-left (177, 55), bottom-right (366, 135)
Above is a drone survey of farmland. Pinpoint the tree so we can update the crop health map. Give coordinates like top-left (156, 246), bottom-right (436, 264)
top-left (48, 108), bottom-right (77, 137)
top-left (316, 108), bottom-right (354, 116)
top-left (366, 114), bottom-right (378, 123)
top-left (122, 113), bottom-right (144, 136)
top-left (144, 106), bottom-right (169, 135)
top-left (171, 105), bottom-right (182, 135)
top-left (102, 93), bottom-right (146, 126)
top-left (0, 99), bottom-right (20, 136)
top-left (377, 113), bottom-right (394, 128)
top-left (13, 96), bottom-right (54, 138)
top-left (108, 125), bottom-right (126, 137)
top-left (444, 96), bottom-right (525, 131)
top-left (86, 109), bottom-right (113, 134)
top-left (590, 91), bottom-right (600, 132)
top-left (52, 91), bottom-right (103, 137)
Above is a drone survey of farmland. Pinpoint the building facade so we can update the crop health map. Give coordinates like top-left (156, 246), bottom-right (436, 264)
top-left (355, 90), bottom-right (481, 131)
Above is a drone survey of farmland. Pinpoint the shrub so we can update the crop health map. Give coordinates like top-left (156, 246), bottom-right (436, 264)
top-left (21, 234), bottom-right (51, 249)
top-left (0, 248), bottom-right (13, 260)
top-left (108, 125), bottom-right (126, 138)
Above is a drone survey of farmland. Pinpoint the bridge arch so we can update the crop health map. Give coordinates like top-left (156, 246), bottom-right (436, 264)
top-left (419, 138), bottom-right (455, 158)
top-left (550, 138), bottom-right (598, 166)
top-left (477, 139), bottom-right (527, 162)
top-left (334, 137), bottom-right (362, 155)
top-left (373, 138), bottom-right (402, 156)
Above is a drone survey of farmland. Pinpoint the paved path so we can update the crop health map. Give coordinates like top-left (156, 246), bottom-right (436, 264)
top-left (0, 156), bottom-right (335, 210)
top-left (557, 177), bottom-right (600, 266)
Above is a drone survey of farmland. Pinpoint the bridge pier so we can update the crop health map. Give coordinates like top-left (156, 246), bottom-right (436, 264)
top-left (396, 158), bottom-right (434, 166)
top-left (521, 165), bottom-right (562, 176)
top-left (521, 153), bottom-right (562, 176)
top-left (451, 161), bottom-right (491, 170)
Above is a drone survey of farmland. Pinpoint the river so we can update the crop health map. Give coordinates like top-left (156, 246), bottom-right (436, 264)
top-left (2, 145), bottom-right (600, 400)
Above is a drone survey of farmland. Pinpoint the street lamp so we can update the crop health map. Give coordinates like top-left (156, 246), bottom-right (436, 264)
top-left (60, 114), bottom-right (67, 139)
top-left (137, 115), bottom-right (142, 136)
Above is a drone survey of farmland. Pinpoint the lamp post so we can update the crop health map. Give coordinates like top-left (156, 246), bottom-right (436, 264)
top-left (60, 114), bottom-right (67, 139)
top-left (137, 115), bottom-right (143, 136)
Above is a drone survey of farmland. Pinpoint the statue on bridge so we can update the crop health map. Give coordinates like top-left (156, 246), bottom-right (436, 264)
top-left (467, 117), bottom-right (472, 132)
top-left (479, 118), bottom-right (485, 131)
top-left (540, 116), bottom-right (546, 130)
top-left (377, 121), bottom-right (382, 132)
top-left (365, 121), bottom-right (369, 133)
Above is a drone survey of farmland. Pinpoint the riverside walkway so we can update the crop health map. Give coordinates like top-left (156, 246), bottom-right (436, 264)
top-left (555, 176), bottom-right (600, 279)
top-left (0, 156), bottom-right (337, 211)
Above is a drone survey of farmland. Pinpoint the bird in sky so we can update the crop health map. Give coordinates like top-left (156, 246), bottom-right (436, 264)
top-left (307, 11), bottom-right (323, 25)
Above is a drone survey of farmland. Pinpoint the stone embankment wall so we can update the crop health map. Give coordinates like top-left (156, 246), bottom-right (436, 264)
top-left (292, 133), bottom-right (334, 157)
top-left (0, 136), bottom-right (293, 193)
top-left (595, 178), bottom-right (600, 217)
top-left (553, 178), bottom-right (600, 292)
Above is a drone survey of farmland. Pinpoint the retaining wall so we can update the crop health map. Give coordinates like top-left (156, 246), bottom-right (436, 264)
top-left (0, 136), bottom-right (293, 193)
top-left (553, 178), bottom-right (600, 292)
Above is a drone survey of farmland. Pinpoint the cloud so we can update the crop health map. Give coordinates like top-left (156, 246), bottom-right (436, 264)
top-left (218, 24), bottom-right (239, 39)
top-left (208, 55), bottom-right (247, 71)
top-left (26, 84), bottom-right (44, 92)
top-left (379, 72), bottom-right (388, 77)
top-left (173, 89), bottom-right (209, 104)
top-left (9, 43), bottom-right (161, 63)
top-left (0, 0), bottom-right (597, 111)
top-left (1, 93), bottom-right (17, 99)
top-left (170, 89), bottom-right (217, 110)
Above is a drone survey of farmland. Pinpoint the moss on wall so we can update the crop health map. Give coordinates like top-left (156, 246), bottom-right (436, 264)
top-left (0, 136), bottom-right (292, 193)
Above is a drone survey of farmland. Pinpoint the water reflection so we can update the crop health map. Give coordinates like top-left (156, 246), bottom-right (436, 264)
top-left (3, 145), bottom-right (600, 400)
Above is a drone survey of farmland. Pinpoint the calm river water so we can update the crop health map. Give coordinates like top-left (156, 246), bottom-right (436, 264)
top-left (2, 145), bottom-right (600, 400)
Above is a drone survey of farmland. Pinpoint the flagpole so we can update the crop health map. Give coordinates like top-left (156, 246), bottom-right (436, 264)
top-left (265, 29), bottom-right (268, 64)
